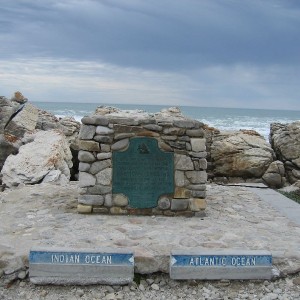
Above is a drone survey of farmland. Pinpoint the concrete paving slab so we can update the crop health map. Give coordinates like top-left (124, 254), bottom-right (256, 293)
top-left (0, 182), bottom-right (300, 278)
top-left (250, 187), bottom-right (300, 226)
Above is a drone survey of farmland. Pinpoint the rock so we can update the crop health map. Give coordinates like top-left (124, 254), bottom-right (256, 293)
top-left (78, 162), bottom-right (91, 172)
top-left (96, 168), bottom-right (112, 185)
top-left (151, 283), bottom-right (160, 291)
top-left (96, 126), bottom-right (114, 135)
top-left (158, 197), bottom-right (171, 210)
top-left (0, 96), bottom-right (31, 170)
top-left (190, 138), bottom-right (206, 152)
top-left (36, 111), bottom-right (80, 151)
top-left (262, 161), bottom-right (285, 188)
top-left (270, 122), bottom-right (300, 183)
top-left (279, 181), bottom-right (300, 193)
top-left (1, 95), bottom-right (80, 179)
top-left (211, 131), bottom-right (274, 178)
top-left (4, 102), bottom-right (38, 138)
top-left (1, 130), bottom-right (72, 187)
top-left (90, 160), bottom-right (112, 175)
top-left (78, 172), bottom-right (96, 187)
top-left (78, 140), bottom-right (100, 152)
top-left (111, 139), bottom-right (129, 151)
top-left (10, 91), bottom-right (28, 104)
top-left (58, 117), bottom-right (80, 148)
top-left (78, 150), bottom-right (96, 162)
top-left (79, 124), bottom-right (96, 140)
top-left (0, 134), bottom-right (20, 171)
top-left (174, 154), bottom-right (194, 171)
top-left (293, 276), bottom-right (300, 285)
top-left (77, 204), bottom-right (92, 213)
top-left (113, 194), bottom-right (128, 206)
top-left (185, 171), bottom-right (207, 184)
top-left (97, 153), bottom-right (112, 160)
top-left (171, 199), bottom-right (189, 211)
top-left (17, 270), bottom-right (27, 280)
top-left (0, 96), bottom-right (20, 132)
top-left (35, 109), bottom-right (60, 131)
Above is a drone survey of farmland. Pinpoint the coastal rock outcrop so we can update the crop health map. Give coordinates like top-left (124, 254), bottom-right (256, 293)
top-left (270, 121), bottom-right (300, 184)
top-left (0, 93), bottom-right (80, 182)
top-left (210, 130), bottom-right (274, 179)
top-left (4, 102), bottom-right (39, 138)
top-left (1, 130), bottom-right (73, 187)
top-left (0, 94), bottom-right (29, 171)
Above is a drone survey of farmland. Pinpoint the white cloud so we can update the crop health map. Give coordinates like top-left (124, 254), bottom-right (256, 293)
top-left (1, 58), bottom-right (299, 110)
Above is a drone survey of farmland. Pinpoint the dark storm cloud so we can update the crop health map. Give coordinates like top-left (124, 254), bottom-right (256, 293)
top-left (1, 0), bottom-right (300, 109)
top-left (1, 0), bottom-right (300, 70)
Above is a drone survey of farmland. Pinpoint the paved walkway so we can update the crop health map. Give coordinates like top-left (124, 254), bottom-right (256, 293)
top-left (250, 187), bottom-right (300, 226)
top-left (0, 182), bottom-right (299, 275)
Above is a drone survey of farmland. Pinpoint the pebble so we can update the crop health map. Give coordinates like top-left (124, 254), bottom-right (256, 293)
top-left (76, 288), bottom-right (84, 297)
top-left (17, 270), bottom-right (27, 280)
top-left (151, 283), bottom-right (160, 291)
top-left (146, 278), bottom-right (154, 285)
top-left (105, 293), bottom-right (116, 300)
top-left (293, 277), bottom-right (300, 285)
top-left (39, 290), bottom-right (48, 297)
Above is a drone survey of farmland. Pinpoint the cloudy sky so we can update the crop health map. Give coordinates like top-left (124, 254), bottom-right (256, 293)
top-left (1, 0), bottom-right (300, 109)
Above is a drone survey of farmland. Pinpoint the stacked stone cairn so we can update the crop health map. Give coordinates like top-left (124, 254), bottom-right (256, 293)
top-left (78, 107), bottom-right (207, 216)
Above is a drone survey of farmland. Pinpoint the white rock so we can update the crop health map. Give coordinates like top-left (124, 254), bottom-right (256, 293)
top-left (1, 130), bottom-right (72, 187)
top-left (96, 126), bottom-right (114, 135)
top-left (96, 168), bottom-right (112, 185)
top-left (79, 172), bottom-right (96, 187)
top-left (151, 283), bottom-right (160, 291)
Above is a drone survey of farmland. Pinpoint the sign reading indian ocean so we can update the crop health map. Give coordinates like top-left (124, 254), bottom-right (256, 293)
top-left (112, 137), bottom-right (174, 208)
top-left (29, 247), bottom-right (134, 285)
top-left (30, 250), bottom-right (133, 266)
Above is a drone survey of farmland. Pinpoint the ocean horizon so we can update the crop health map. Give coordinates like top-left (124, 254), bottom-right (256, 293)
top-left (32, 101), bottom-right (300, 141)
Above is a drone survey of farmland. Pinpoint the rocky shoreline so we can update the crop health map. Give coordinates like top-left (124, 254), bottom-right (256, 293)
top-left (1, 92), bottom-right (300, 190)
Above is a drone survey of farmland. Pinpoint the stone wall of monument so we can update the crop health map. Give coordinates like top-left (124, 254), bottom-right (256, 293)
top-left (77, 108), bottom-right (207, 216)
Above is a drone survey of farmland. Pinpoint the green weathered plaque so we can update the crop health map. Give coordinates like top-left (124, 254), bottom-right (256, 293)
top-left (112, 137), bottom-right (174, 208)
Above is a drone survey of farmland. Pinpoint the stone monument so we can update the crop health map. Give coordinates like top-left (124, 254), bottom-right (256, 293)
top-left (77, 107), bottom-right (207, 216)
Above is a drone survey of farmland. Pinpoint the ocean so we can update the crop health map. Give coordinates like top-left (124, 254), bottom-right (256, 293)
top-left (32, 102), bottom-right (300, 142)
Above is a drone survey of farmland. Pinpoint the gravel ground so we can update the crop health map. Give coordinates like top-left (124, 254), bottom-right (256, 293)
top-left (1, 272), bottom-right (300, 300)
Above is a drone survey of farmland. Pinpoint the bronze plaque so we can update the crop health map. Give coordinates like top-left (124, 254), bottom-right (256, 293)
top-left (112, 137), bottom-right (174, 208)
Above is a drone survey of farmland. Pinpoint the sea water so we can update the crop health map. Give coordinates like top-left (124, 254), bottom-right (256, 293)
top-left (32, 102), bottom-right (300, 141)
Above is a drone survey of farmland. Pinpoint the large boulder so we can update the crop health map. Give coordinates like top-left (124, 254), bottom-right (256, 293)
top-left (1, 130), bottom-right (73, 187)
top-left (262, 160), bottom-right (286, 188)
top-left (36, 111), bottom-right (80, 148)
top-left (0, 96), bottom-right (21, 133)
top-left (270, 122), bottom-right (300, 184)
top-left (210, 130), bottom-right (274, 178)
top-left (0, 95), bottom-right (27, 170)
top-left (0, 93), bottom-right (80, 180)
top-left (4, 102), bottom-right (39, 138)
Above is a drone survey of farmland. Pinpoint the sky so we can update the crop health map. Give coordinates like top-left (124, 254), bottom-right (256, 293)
top-left (0, 0), bottom-right (300, 109)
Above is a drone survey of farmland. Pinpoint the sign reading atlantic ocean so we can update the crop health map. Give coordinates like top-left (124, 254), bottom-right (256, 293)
top-left (112, 137), bottom-right (174, 208)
